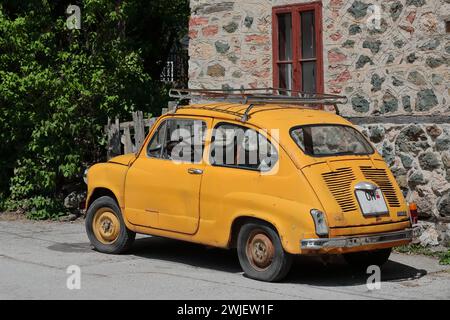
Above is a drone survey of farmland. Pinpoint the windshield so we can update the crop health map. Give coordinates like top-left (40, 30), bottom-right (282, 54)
top-left (290, 125), bottom-right (374, 157)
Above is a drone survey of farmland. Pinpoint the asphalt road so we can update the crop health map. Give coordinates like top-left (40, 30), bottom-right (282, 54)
top-left (1, 219), bottom-right (449, 300)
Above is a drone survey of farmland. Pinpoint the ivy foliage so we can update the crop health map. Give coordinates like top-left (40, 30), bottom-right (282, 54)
top-left (0, 0), bottom-right (189, 219)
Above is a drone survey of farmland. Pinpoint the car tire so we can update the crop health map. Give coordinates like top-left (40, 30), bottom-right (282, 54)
top-left (85, 196), bottom-right (135, 254)
top-left (343, 248), bottom-right (392, 269)
top-left (237, 222), bottom-right (292, 282)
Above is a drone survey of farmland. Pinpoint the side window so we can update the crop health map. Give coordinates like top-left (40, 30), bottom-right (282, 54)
top-left (210, 123), bottom-right (278, 172)
top-left (147, 118), bottom-right (206, 163)
top-left (273, 3), bottom-right (324, 93)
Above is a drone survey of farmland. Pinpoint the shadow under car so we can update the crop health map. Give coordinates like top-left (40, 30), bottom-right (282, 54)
top-left (129, 236), bottom-right (427, 286)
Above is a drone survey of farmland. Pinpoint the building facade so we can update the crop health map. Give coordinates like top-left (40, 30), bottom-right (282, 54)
top-left (188, 0), bottom-right (450, 228)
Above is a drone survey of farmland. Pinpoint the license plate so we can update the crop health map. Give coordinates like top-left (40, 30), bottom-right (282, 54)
top-left (355, 188), bottom-right (388, 216)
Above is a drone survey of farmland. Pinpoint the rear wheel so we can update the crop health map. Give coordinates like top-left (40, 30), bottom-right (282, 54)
top-left (237, 222), bottom-right (292, 282)
top-left (85, 196), bottom-right (135, 254)
top-left (343, 248), bottom-right (392, 269)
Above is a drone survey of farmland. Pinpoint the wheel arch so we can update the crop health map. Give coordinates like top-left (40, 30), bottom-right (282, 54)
top-left (228, 216), bottom-right (280, 249)
top-left (87, 187), bottom-right (120, 209)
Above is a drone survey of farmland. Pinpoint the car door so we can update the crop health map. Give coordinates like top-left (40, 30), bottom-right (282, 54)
top-left (199, 120), bottom-right (281, 229)
top-left (124, 116), bottom-right (210, 235)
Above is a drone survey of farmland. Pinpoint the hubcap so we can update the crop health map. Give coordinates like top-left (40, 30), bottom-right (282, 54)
top-left (246, 231), bottom-right (275, 271)
top-left (92, 208), bottom-right (120, 244)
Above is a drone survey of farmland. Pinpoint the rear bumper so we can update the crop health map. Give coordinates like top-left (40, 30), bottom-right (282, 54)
top-left (301, 228), bottom-right (413, 250)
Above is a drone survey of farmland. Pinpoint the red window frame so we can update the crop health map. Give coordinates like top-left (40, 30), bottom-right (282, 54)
top-left (272, 2), bottom-right (324, 93)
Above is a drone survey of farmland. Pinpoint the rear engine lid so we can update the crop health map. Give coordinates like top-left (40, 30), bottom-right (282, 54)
top-left (302, 159), bottom-right (409, 229)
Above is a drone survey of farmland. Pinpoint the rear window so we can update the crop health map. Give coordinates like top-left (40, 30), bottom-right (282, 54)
top-left (290, 125), bottom-right (374, 157)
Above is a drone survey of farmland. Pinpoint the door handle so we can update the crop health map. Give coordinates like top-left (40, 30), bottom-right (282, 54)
top-left (188, 168), bottom-right (203, 175)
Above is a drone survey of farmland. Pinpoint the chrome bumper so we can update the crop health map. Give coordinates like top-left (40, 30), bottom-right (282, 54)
top-left (301, 228), bottom-right (413, 250)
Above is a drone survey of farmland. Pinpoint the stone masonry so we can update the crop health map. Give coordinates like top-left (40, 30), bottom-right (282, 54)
top-left (188, 1), bottom-right (450, 231)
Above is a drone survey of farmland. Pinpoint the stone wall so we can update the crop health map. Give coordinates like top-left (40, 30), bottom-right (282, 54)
top-left (189, 0), bottom-right (274, 89)
top-left (188, 0), bottom-right (450, 222)
top-left (189, 0), bottom-right (449, 117)
top-left (359, 123), bottom-right (450, 220)
top-left (320, 0), bottom-right (449, 117)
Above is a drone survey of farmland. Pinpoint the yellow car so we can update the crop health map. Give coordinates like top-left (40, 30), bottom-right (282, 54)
top-left (85, 89), bottom-right (413, 282)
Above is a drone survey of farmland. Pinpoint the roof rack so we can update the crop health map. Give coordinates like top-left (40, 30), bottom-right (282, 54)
top-left (168, 88), bottom-right (348, 121)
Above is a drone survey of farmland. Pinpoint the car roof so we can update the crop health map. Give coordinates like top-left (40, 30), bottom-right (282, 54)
top-left (173, 102), bottom-right (353, 129)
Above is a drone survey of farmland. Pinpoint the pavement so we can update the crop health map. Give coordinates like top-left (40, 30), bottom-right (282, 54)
top-left (0, 219), bottom-right (449, 300)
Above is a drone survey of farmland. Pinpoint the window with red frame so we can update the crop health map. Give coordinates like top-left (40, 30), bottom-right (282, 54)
top-left (272, 2), bottom-right (324, 93)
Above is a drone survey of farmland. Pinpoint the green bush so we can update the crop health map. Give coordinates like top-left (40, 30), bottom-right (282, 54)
top-left (0, 0), bottom-right (188, 219)
top-left (440, 251), bottom-right (450, 265)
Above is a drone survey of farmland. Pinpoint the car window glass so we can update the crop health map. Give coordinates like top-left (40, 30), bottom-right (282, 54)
top-left (148, 118), bottom-right (206, 163)
top-left (210, 123), bottom-right (278, 171)
top-left (291, 125), bottom-right (373, 157)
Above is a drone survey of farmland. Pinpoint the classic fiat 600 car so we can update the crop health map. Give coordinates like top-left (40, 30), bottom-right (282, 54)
top-left (85, 89), bottom-right (414, 282)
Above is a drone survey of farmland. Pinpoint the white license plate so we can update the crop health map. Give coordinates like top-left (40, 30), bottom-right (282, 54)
top-left (355, 189), bottom-right (388, 216)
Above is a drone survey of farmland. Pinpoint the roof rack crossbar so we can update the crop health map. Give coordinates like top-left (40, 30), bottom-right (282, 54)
top-left (169, 87), bottom-right (347, 120)
top-left (170, 88), bottom-right (347, 104)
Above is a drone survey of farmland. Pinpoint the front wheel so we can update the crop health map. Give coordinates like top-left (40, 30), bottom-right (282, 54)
top-left (85, 196), bottom-right (135, 254)
top-left (237, 222), bottom-right (292, 282)
top-left (343, 248), bottom-right (392, 269)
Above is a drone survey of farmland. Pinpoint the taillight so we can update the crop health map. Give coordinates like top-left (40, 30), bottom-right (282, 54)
top-left (409, 203), bottom-right (418, 225)
top-left (310, 209), bottom-right (328, 237)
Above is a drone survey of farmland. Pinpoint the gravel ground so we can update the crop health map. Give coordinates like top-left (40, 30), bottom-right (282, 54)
top-left (0, 219), bottom-right (449, 300)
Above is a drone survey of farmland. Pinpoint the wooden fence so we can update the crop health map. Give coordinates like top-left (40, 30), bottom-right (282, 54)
top-left (105, 112), bottom-right (155, 159)
top-left (106, 104), bottom-right (176, 159)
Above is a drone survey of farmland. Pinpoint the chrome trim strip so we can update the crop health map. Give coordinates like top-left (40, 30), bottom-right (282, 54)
top-left (301, 229), bottom-right (413, 250)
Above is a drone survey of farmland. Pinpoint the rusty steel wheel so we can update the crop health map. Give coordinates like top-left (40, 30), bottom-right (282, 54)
top-left (92, 208), bottom-right (121, 245)
top-left (86, 196), bottom-right (135, 254)
top-left (237, 222), bottom-right (292, 282)
top-left (245, 230), bottom-right (275, 271)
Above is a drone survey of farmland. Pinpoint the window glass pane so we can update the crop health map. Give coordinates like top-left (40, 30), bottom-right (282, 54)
top-left (301, 61), bottom-right (316, 93)
top-left (157, 119), bottom-right (206, 163)
top-left (278, 63), bottom-right (293, 91)
top-left (278, 13), bottom-right (292, 61)
top-left (211, 124), bottom-right (278, 171)
top-left (147, 121), bottom-right (167, 158)
top-left (300, 11), bottom-right (315, 59)
top-left (257, 133), bottom-right (279, 172)
top-left (291, 125), bottom-right (374, 157)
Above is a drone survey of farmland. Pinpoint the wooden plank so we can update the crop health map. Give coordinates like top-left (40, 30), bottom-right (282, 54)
top-left (132, 111), bottom-right (146, 150)
top-left (167, 101), bottom-right (178, 113)
top-left (119, 118), bottom-right (155, 129)
top-left (106, 113), bottom-right (160, 158)
top-left (138, 111), bottom-right (146, 147)
top-left (107, 117), bottom-right (121, 159)
top-left (147, 117), bottom-right (157, 133)
top-left (122, 126), bottom-right (134, 154)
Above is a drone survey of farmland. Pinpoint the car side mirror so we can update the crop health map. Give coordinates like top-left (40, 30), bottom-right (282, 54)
top-left (147, 144), bottom-right (162, 154)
